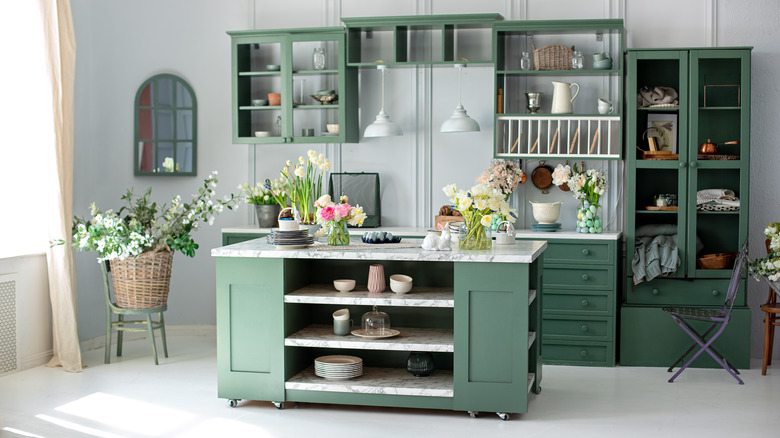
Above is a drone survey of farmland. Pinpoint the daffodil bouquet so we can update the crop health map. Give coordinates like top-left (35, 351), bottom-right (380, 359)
top-left (749, 222), bottom-right (780, 281)
top-left (443, 183), bottom-right (516, 250)
top-left (281, 150), bottom-right (330, 224)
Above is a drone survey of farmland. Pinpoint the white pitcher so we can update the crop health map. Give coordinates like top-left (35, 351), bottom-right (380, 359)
top-left (551, 81), bottom-right (580, 114)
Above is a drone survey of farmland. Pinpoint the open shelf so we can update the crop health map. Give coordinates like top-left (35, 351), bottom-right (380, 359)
top-left (285, 366), bottom-right (454, 397)
top-left (495, 115), bottom-right (621, 158)
top-left (285, 324), bottom-right (454, 352)
top-left (285, 285), bottom-right (454, 307)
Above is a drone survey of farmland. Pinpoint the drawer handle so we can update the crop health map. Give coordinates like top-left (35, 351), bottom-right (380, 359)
top-left (580, 349), bottom-right (588, 357)
top-left (581, 274), bottom-right (589, 281)
top-left (582, 249), bottom-right (590, 256)
top-left (581, 324), bottom-right (589, 332)
top-left (712, 289), bottom-right (719, 296)
top-left (581, 299), bottom-right (589, 307)
top-left (652, 288), bottom-right (660, 295)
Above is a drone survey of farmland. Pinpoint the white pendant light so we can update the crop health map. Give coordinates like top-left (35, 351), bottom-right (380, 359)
top-left (364, 65), bottom-right (403, 137)
top-left (440, 63), bottom-right (480, 133)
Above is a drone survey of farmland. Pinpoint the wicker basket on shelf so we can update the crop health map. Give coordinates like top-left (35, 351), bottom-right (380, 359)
top-left (532, 44), bottom-right (574, 70)
top-left (110, 247), bottom-right (173, 309)
top-left (696, 252), bottom-right (737, 270)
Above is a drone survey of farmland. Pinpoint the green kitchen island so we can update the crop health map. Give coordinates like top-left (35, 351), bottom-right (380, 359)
top-left (212, 238), bottom-right (546, 420)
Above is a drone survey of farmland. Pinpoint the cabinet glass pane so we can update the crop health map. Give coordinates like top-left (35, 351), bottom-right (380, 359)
top-left (157, 109), bottom-right (174, 140)
top-left (176, 142), bottom-right (193, 173)
top-left (177, 110), bottom-right (193, 140)
top-left (156, 77), bottom-right (174, 107)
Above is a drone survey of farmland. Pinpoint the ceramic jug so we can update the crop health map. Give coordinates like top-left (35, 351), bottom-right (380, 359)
top-left (551, 81), bottom-right (580, 114)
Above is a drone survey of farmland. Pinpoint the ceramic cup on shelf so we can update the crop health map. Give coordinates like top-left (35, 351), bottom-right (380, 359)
top-left (333, 308), bottom-right (352, 335)
top-left (367, 264), bottom-right (385, 293)
top-left (597, 98), bottom-right (614, 114)
top-left (268, 93), bottom-right (281, 106)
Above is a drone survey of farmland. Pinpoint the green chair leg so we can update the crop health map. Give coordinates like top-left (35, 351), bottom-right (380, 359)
top-left (146, 314), bottom-right (159, 365)
top-left (160, 312), bottom-right (168, 358)
top-left (117, 314), bottom-right (124, 357)
top-left (105, 309), bottom-right (112, 364)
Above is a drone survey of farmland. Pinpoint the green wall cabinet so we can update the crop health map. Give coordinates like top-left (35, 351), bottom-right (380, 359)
top-left (228, 27), bottom-right (358, 144)
top-left (622, 47), bottom-right (752, 367)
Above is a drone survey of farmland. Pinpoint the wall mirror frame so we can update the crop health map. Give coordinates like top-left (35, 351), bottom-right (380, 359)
top-left (134, 73), bottom-right (197, 176)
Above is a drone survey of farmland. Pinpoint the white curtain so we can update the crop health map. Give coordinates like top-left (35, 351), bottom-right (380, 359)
top-left (41, 0), bottom-right (82, 372)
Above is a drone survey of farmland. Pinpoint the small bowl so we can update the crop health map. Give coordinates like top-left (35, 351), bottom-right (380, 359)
top-left (592, 59), bottom-right (613, 70)
top-left (326, 124), bottom-right (339, 134)
top-left (266, 64), bottom-right (281, 71)
top-left (254, 131), bottom-right (270, 137)
top-left (310, 94), bottom-right (339, 105)
top-left (333, 279), bottom-right (356, 293)
top-left (251, 99), bottom-right (268, 106)
top-left (389, 274), bottom-right (413, 294)
top-left (316, 89), bottom-right (336, 95)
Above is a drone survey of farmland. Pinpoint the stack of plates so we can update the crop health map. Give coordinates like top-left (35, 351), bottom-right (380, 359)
top-left (266, 229), bottom-right (314, 249)
top-left (314, 355), bottom-right (363, 380)
top-left (531, 222), bottom-right (561, 232)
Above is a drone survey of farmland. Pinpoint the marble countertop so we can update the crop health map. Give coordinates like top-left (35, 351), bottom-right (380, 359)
top-left (211, 237), bottom-right (547, 263)
top-left (222, 225), bottom-right (622, 241)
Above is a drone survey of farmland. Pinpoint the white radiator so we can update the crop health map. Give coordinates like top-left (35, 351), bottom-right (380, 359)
top-left (0, 278), bottom-right (17, 375)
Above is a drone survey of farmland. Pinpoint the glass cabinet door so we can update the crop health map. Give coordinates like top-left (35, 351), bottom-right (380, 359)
top-left (233, 37), bottom-right (288, 142)
top-left (687, 49), bottom-right (751, 278)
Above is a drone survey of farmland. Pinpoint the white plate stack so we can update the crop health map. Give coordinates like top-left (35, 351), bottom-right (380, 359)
top-left (314, 355), bottom-right (363, 380)
top-left (266, 229), bottom-right (314, 249)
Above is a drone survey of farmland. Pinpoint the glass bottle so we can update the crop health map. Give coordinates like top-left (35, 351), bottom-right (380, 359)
top-left (313, 47), bottom-right (325, 70)
top-left (572, 50), bottom-right (584, 70)
top-left (520, 52), bottom-right (531, 70)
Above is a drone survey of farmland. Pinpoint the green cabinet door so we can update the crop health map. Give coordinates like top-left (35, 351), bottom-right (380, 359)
top-left (216, 257), bottom-right (286, 402)
top-left (453, 260), bottom-right (540, 414)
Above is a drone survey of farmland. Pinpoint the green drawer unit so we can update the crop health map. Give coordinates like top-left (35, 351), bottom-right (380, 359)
top-left (521, 238), bottom-right (618, 367)
top-left (543, 340), bottom-right (613, 367)
top-left (543, 240), bottom-right (615, 265)
top-left (625, 277), bottom-right (746, 306)
top-left (543, 288), bottom-right (613, 316)
top-left (620, 305), bottom-right (751, 369)
top-left (543, 266), bottom-right (614, 291)
top-left (542, 315), bottom-right (612, 342)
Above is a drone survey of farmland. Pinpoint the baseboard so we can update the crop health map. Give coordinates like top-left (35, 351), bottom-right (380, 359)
top-left (80, 324), bottom-right (216, 352)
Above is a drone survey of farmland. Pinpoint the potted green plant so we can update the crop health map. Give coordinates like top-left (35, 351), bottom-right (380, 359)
top-left (55, 171), bottom-right (239, 308)
top-left (238, 177), bottom-right (287, 228)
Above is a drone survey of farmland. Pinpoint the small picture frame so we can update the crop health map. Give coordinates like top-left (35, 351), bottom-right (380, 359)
top-left (647, 114), bottom-right (677, 153)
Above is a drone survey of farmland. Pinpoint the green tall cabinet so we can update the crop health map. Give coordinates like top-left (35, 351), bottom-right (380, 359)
top-left (228, 27), bottom-right (358, 144)
top-left (621, 48), bottom-right (752, 368)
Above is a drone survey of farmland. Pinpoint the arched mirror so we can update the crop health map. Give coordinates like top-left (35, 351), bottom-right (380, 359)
top-left (134, 74), bottom-right (197, 176)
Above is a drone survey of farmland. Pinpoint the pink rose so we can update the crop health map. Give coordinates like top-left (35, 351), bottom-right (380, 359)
top-left (319, 206), bottom-right (335, 221)
top-left (335, 203), bottom-right (352, 219)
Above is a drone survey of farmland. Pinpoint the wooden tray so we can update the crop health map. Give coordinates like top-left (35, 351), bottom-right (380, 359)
top-left (644, 206), bottom-right (678, 211)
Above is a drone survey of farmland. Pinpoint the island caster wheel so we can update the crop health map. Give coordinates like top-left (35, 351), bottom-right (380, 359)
top-left (228, 399), bottom-right (240, 408)
top-left (534, 386), bottom-right (542, 394)
top-left (272, 401), bottom-right (284, 410)
top-left (468, 411), bottom-right (479, 418)
top-left (497, 412), bottom-right (510, 421)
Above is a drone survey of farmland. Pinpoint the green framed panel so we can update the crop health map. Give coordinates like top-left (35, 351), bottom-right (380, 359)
top-left (133, 73), bottom-right (197, 176)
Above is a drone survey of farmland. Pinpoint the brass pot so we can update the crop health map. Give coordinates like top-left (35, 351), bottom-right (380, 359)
top-left (699, 139), bottom-right (719, 155)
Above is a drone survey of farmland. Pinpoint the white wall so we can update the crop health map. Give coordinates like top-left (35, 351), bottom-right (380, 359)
top-left (67, 0), bottom-right (780, 360)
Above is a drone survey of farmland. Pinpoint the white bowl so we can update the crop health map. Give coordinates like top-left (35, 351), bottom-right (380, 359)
top-left (326, 124), bottom-right (340, 134)
top-left (333, 279), bottom-right (355, 293)
top-left (254, 131), bottom-right (270, 137)
top-left (389, 274), bottom-right (413, 294)
top-left (529, 201), bottom-right (563, 224)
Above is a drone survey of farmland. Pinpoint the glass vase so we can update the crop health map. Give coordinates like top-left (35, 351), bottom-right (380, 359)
top-left (576, 200), bottom-right (603, 234)
top-left (313, 47), bottom-right (325, 70)
top-left (406, 351), bottom-right (435, 377)
top-left (327, 221), bottom-right (350, 246)
top-left (458, 213), bottom-right (492, 250)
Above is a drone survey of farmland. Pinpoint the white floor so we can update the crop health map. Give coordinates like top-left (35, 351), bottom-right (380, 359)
top-left (1, 334), bottom-right (779, 438)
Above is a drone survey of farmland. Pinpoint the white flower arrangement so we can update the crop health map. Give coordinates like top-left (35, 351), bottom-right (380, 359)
top-left (749, 222), bottom-right (780, 281)
top-left (551, 163), bottom-right (608, 206)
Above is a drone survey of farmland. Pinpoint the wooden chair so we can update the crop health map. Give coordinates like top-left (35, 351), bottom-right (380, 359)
top-left (101, 261), bottom-right (168, 365)
top-left (761, 239), bottom-right (780, 375)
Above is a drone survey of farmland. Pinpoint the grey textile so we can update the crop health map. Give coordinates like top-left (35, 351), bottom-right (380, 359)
top-left (632, 234), bottom-right (680, 285)
top-left (637, 86), bottom-right (679, 108)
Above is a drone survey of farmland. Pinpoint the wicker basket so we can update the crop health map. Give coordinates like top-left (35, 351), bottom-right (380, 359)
top-left (532, 44), bottom-right (574, 71)
top-left (110, 249), bottom-right (173, 309)
top-left (697, 252), bottom-right (737, 270)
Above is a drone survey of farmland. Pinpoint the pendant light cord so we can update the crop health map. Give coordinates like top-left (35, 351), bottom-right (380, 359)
top-left (457, 65), bottom-right (463, 106)
top-left (380, 67), bottom-right (386, 112)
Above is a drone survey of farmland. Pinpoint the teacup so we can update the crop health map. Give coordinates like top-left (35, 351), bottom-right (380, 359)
top-left (597, 98), bottom-right (614, 115)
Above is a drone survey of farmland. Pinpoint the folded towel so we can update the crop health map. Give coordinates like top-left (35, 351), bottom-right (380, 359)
top-left (637, 86), bottom-right (679, 108)
top-left (632, 234), bottom-right (680, 285)
top-left (696, 189), bottom-right (737, 205)
top-left (635, 224), bottom-right (678, 238)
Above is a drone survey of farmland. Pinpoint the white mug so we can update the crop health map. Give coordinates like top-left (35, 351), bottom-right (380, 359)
top-left (597, 98), bottom-right (614, 115)
top-left (333, 308), bottom-right (350, 321)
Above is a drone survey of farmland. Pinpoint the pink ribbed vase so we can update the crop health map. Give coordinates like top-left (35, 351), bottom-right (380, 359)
top-left (367, 264), bottom-right (385, 293)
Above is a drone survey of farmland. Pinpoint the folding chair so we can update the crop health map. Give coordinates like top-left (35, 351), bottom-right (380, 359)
top-left (663, 241), bottom-right (747, 384)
